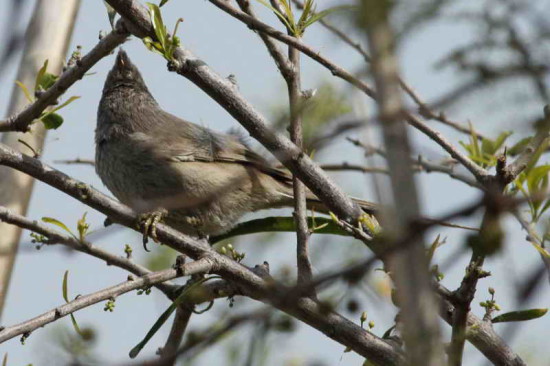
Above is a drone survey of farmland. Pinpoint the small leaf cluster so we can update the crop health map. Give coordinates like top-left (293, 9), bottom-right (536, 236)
top-left (256, 0), bottom-right (351, 37)
top-left (143, 3), bottom-right (182, 61)
top-left (459, 129), bottom-right (512, 168)
top-left (42, 212), bottom-right (90, 243)
top-left (104, 298), bottom-right (116, 312)
top-left (15, 60), bottom-right (80, 130)
top-left (219, 243), bottom-right (245, 263)
top-left (511, 165), bottom-right (550, 222)
top-left (137, 286), bottom-right (152, 296)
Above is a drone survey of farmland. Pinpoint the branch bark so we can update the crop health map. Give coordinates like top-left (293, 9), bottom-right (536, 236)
top-left (0, 258), bottom-right (213, 343)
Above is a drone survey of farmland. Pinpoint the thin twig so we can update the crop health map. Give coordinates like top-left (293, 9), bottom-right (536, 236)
top-left (290, 0), bottom-right (486, 141)
top-left (236, 0), bottom-right (293, 78)
top-left (346, 138), bottom-right (482, 189)
top-left (54, 158), bottom-right (95, 166)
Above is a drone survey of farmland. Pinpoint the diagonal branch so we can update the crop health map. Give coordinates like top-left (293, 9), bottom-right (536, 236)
top-left (503, 106), bottom-right (550, 182)
top-left (289, 0), bottom-right (487, 141)
top-left (0, 27), bottom-right (128, 132)
top-left (0, 258), bottom-right (213, 343)
top-left (0, 206), bottom-right (178, 298)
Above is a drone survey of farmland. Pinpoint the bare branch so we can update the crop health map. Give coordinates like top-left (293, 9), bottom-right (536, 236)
top-left (347, 139), bottom-right (481, 189)
top-left (235, 0), bottom-right (293, 78)
top-left (290, 0), bottom-right (486, 141)
top-left (54, 158), bottom-right (95, 166)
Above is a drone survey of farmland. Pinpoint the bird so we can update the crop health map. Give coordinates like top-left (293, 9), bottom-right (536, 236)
top-left (95, 50), bottom-right (434, 248)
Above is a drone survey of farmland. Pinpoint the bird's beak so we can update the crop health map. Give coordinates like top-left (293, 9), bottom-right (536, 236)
top-left (116, 49), bottom-right (130, 68)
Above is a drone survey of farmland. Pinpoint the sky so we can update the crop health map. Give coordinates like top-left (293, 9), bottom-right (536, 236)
top-left (0, 1), bottom-right (549, 365)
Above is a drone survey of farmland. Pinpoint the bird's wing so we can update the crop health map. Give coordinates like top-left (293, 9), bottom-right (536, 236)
top-left (151, 110), bottom-right (293, 184)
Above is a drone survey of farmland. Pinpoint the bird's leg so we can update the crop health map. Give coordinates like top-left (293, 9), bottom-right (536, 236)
top-left (138, 208), bottom-right (168, 252)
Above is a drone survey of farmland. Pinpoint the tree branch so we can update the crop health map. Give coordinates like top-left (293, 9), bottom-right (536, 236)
top-left (0, 143), bottom-right (404, 366)
top-left (290, 0), bottom-right (488, 142)
top-left (437, 284), bottom-right (527, 366)
top-left (0, 206), bottom-right (178, 298)
top-left (0, 27), bottom-right (128, 133)
top-left (204, 0), bottom-right (490, 183)
top-left (0, 258), bottom-right (213, 343)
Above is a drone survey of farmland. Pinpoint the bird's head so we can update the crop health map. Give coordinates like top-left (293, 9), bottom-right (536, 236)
top-left (103, 49), bottom-right (150, 94)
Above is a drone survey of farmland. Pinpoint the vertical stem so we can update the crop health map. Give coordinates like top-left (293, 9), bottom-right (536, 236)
top-left (287, 40), bottom-right (314, 291)
top-left (160, 306), bottom-right (193, 365)
top-left (0, 0), bottom-right (81, 319)
top-left (362, 1), bottom-right (445, 364)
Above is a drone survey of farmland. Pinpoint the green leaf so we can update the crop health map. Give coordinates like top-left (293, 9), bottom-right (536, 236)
top-left (147, 3), bottom-right (168, 52)
top-left (40, 112), bottom-right (64, 130)
top-left (62, 271), bottom-right (85, 337)
top-left (37, 72), bottom-right (58, 91)
top-left (481, 138), bottom-right (495, 156)
top-left (49, 96), bottom-right (81, 114)
top-left (103, 1), bottom-right (117, 28)
top-left (77, 212), bottom-right (89, 242)
top-left (2, 353), bottom-right (7, 366)
top-left (42, 216), bottom-right (75, 237)
top-left (34, 60), bottom-right (49, 92)
top-left (508, 137), bottom-right (532, 156)
top-left (493, 131), bottom-right (512, 151)
top-left (129, 279), bottom-right (209, 358)
top-left (254, 0), bottom-right (294, 32)
top-left (302, 5), bottom-right (354, 30)
top-left (492, 308), bottom-right (547, 323)
top-left (427, 234), bottom-right (445, 263)
top-left (62, 270), bottom-right (70, 302)
top-left (15, 81), bottom-right (33, 102)
top-left (209, 216), bottom-right (349, 244)
top-left (159, 0), bottom-right (170, 6)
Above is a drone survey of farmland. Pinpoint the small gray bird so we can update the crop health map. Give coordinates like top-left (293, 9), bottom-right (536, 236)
top-left (95, 50), bottom-right (376, 243)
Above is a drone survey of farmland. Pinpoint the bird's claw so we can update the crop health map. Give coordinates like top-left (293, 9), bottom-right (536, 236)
top-left (139, 209), bottom-right (167, 252)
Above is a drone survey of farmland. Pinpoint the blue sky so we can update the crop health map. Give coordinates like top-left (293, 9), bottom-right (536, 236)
top-left (1, 1), bottom-right (548, 365)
